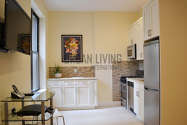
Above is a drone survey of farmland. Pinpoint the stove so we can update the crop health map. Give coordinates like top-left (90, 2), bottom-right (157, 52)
top-left (120, 71), bottom-right (144, 109)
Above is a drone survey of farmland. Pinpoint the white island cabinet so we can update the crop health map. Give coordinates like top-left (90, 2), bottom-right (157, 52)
top-left (48, 77), bottom-right (98, 109)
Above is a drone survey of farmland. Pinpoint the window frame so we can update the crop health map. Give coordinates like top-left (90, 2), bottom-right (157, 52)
top-left (31, 10), bottom-right (40, 92)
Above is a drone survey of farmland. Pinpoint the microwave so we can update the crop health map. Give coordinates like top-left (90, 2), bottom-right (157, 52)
top-left (127, 44), bottom-right (136, 59)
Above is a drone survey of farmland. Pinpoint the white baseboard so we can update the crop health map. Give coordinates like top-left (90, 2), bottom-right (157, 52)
top-left (57, 106), bottom-right (96, 111)
top-left (56, 101), bottom-right (121, 111)
top-left (97, 101), bottom-right (121, 108)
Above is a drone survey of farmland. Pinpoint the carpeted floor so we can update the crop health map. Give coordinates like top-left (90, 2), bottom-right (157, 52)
top-left (57, 107), bottom-right (144, 125)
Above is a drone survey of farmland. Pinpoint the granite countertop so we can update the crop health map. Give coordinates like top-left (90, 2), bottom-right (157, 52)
top-left (48, 77), bottom-right (97, 81)
top-left (127, 78), bottom-right (144, 84)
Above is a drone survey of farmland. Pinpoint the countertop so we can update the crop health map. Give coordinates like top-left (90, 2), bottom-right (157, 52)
top-left (48, 77), bottom-right (97, 81)
top-left (127, 78), bottom-right (144, 84)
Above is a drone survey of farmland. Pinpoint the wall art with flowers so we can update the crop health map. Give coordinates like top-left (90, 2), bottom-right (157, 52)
top-left (61, 35), bottom-right (83, 62)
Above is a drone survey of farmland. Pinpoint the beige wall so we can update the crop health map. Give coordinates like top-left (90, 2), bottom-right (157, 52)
top-left (159, 0), bottom-right (187, 125)
top-left (47, 11), bottom-right (140, 105)
top-left (94, 12), bottom-right (139, 60)
top-left (47, 12), bottom-right (95, 67)
top-left (0, 0), bottom-right (31, 99)
top-left (0, 0), bottom-right (5, 21)
top-left (0, 0), bottom-right (31, 124)
top-left (0, 0), bottom-right (48, 124)
top-left (0, 0), bottom-right (48, 98)
top-left (47, 11), bottom-right (140, 67)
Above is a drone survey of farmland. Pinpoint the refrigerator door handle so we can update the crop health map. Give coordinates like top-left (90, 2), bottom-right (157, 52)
top-left (144, 86), bottom-right (159, 92)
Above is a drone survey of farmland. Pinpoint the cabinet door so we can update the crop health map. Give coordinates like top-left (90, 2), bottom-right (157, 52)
top-left (144, 0), bottom-right (160, 40)
top-left (62, 80), bottom-right (76, 107)
top-left (150, 0), bottom-right (160, 37)
top-left (134, 82), bottom-right (144, 121)
top-left (52, 88), bottom-right (63, 108)
top-left (129, 25), bottom-right (136, 45)
top-left (136, 18), bottom-right (144, 60)
top-left (48, 81), bottom-right (64, 108)
top-left (138, 83), bottom-right (144, 121)
top-left (76, 80), bottom-right (90, 106)
top-left (49, 87), bottom-right (63, 108)
top-left (134, 83), bottom-right (139, 115)
top-left (143, 1), bottom-right (151, 41)
top-left (76, 80), bottom-right (97, 106)
top-left (139, 99), bottom-right (144, 121)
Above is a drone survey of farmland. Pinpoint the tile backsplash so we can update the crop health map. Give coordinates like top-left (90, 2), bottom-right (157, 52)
top-left (48, 66), bottom-right (95, 78)
top-left (138, 60), bottom-right (144, 70)
top-left (48, 60), bottom-right (143, 102)
top-left (112, 60), bottom-right (143, 101)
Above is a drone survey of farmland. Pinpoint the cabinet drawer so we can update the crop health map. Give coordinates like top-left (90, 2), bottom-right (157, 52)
top-left (63, 81), bottom-right (75, 87)
top-left (76, 80), bottom-right (90, 87)
top-left (48, 81), bottom-right (63, 87)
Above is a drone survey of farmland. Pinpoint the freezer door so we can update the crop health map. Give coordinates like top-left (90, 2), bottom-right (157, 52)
top-left (144, 40), bottom-right (160, 90)
top-left (144, 89), bottom-right (160, 125)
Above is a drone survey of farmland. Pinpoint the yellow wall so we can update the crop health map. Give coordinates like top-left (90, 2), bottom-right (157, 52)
top-left (47, 11), bottom-right (140, 105)
top-left (94, 12), bottom-right (139, 59)
top-left (0, 0), bottom-right (31, 100)
top-left (47, 11), bottom-right (139, 67)
top-left (0, 0), bottom-right (48, 98)
top-left (0, 0), bottom-right (48, 124)
top-left (159, 0), bottom-right (187, 124)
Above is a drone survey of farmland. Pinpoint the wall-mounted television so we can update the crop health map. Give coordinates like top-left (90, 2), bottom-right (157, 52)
top-left (0, 0), bottom-right (31, 54)
top-left (0, 22), bottom-right (7, 52)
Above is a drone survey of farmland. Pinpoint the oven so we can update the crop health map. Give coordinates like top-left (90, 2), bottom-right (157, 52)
top-left (120, 73), bottom-right (144, 111)
top-left (120, 77), bottom-right (128, 109)
top-left (128, 81), bottom-right (135, 114)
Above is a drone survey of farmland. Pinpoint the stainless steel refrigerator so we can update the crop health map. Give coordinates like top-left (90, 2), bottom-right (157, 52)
top-left (144, 38), bottom-right (160, 125)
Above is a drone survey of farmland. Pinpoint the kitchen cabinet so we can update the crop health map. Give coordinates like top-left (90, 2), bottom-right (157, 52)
top-left (48, 78), bottom-right (98, 109)
top-left (134, 81), bottom-right (144, 121)
top-left (143, 0), bottom-right (160, 41)
top-left (128, 17), bottom-right (144, 60)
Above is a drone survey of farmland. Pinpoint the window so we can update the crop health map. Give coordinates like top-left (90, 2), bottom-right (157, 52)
top-left (31, 10), bottom-right (40, 92)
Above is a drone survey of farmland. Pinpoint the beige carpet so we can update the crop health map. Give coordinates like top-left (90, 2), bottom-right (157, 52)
top-left (58, 107), bottom-right (144, 125)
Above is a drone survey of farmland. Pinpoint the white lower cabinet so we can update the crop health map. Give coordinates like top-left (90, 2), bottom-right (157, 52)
top-left (63, 86), bottom-right (76, 106)
top-left (134, 82), bottom-right (144, 121)
top-left (48, 79), bottom-right (98, 109)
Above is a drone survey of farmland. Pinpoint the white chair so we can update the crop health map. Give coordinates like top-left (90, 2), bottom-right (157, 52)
top-left (53, 109), bottom-right (66, 125)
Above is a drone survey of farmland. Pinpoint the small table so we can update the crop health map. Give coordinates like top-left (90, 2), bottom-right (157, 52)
top-left (0, 90), bottom-right (54, 125)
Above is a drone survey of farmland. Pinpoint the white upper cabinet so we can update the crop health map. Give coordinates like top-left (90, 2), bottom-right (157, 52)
top-left (136, 18), bottom-right (144, 60)
top-left (143, 0), bottom-right (160, 41)
top-left (128, 17), bottom-right (144, 60)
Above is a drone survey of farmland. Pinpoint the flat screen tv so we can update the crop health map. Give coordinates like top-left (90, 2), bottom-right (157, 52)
top-left (0, 22), bottom-right (7, 52)
top-left (5, 0), bottom-right (31, 54)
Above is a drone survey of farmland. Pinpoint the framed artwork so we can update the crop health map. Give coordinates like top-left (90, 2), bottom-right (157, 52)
top-left (17, 34), bottom-right (31, 55)
top-left (61, 35), bottom-right (83, 62)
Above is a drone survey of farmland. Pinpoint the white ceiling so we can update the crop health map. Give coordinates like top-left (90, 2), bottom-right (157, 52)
top-left (44, 0), bottom-right (147, 12)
